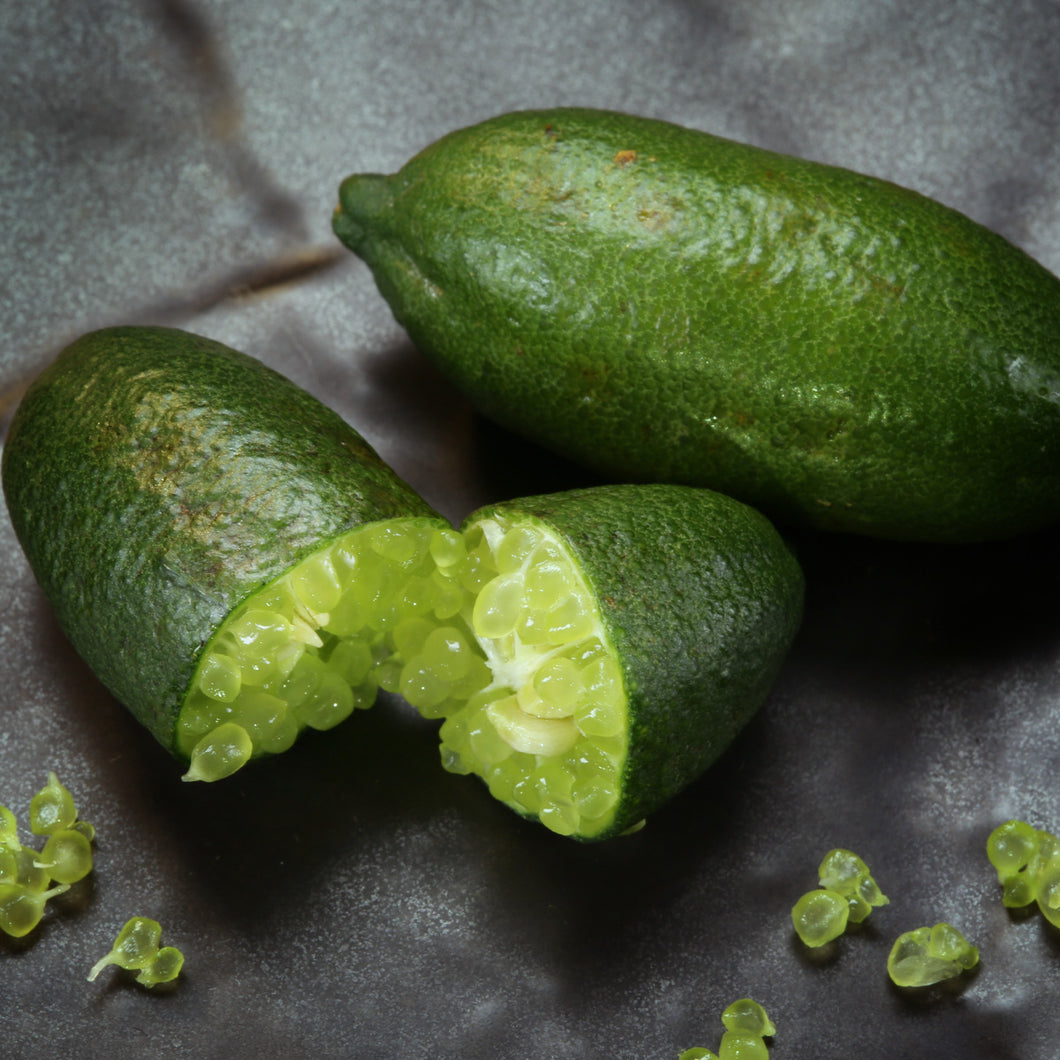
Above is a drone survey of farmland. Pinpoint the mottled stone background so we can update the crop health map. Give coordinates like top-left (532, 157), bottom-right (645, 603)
top-left (2, 2), bottom-right (1059, 1057)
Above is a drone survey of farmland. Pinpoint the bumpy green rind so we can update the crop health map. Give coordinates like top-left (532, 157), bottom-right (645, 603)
top-left (2, 326), bottom-right (440, 753)
top-left (334, 107), bottom-right (1060, 542)
top-left (465, 484), bottom-right (804, 838)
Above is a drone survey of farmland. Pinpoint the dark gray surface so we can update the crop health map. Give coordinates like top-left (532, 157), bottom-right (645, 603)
top-left (2, 2), bottom-right (1059, 1057)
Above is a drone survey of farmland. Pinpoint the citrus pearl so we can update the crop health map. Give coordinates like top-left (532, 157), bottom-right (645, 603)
top-left (792, 888), bottom-right (849, 947)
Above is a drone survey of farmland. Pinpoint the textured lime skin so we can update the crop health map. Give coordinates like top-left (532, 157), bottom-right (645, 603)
top-left (464, 484), bottom-right (804, 839)
top-left (2, 326), bottom-right (440, 754)
top-left (335, 107), bottom-right (1060, 542)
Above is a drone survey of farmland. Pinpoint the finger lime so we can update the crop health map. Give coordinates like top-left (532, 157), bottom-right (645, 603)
top-left (397, 484), bottom-right (804, 840)
top-left (334, 107), bottom-right (1060, 542)
top-left (2, 327), bottom-right (450, 780)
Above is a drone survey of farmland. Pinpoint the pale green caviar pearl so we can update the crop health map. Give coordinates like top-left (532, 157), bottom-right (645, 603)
top-left (110, 917), bottom-right (163, 968)
top-left (228, 610), bottom-right (297, 673)
top-left (472, 573), bottom-right (526, 639)
top-left (428, 526), bottom-right (466, 569)
top-left (792, 888), bottom-right (849, 947)
top-left (469, 716), bottom-right (515, 771)
top-left (574, 699), bottom-right (623, 739)
top-left (290, 552), bottom-right (342, 613)
top-left (495, 523), bottom-right (539, 573)
top-left (182, 722), bottom-right (253, 783)
top-left (718, 1031), bottom-right (769, 1060)
top-left (457, 540), bottom-right (495, 594)
top-left (33, 828), bottom-right (93, 885)
top-left (987, 819), bottom-right (1041, 907)
top-left (540, 594), bottom-right (595, 644)
top-left (721, 999), bottom-right (775, 1038)
top-left (197, 652), bottom-right (242, 702)
top-left (530, 656), bottom-right (584, 717)
top-left (987, 820), bottom-right (1040, 881)
top-left (1, 777), bottom-right (91, 935)
top-left (429, 570), bottom-right (466, 620)
top-left (365, 523), bottom-right (412, 566)
top-left (326, 638), bottom-right (374, 686)
top-left (287, 669), bottom-right (355, 732)
top-left (29, 772), bottom-right (77, 836)
top-left (1001, 872), bottom-right (1039, 908)
top-left (400, 659), bottom-right (453, 713)
top-left (0, 881), bottom-right (70, 938)
top-left (136, 945), bottom-right (185, 987)
top-left (422, 626), bottom-right (474, 681)
top-left (232, 688), bottom-right (300, 752)
top-left (680, 998), bottom-right (774, 1060)
top-left (15, 846), bottom-right (51, 892)
top-left (525, 559), bottom-right (570, 608)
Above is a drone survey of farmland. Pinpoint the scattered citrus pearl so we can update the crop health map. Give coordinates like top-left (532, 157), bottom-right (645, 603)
top-left (887, 922), bottom-right (978, 988)
top-left (88, 917), bottom-right (184, 988)
top-left (29, 772), bottom-right (77, 836)
top-left (792, 888), bottom-right (849, 947)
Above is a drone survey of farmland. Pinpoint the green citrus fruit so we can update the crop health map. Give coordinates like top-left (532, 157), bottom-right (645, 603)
top-left (2, 326), bottom-right (452, 780)
top-left (391, 483), bottom-right (804, 839)
top-left (334, 107), bottom-right (1060, 542)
